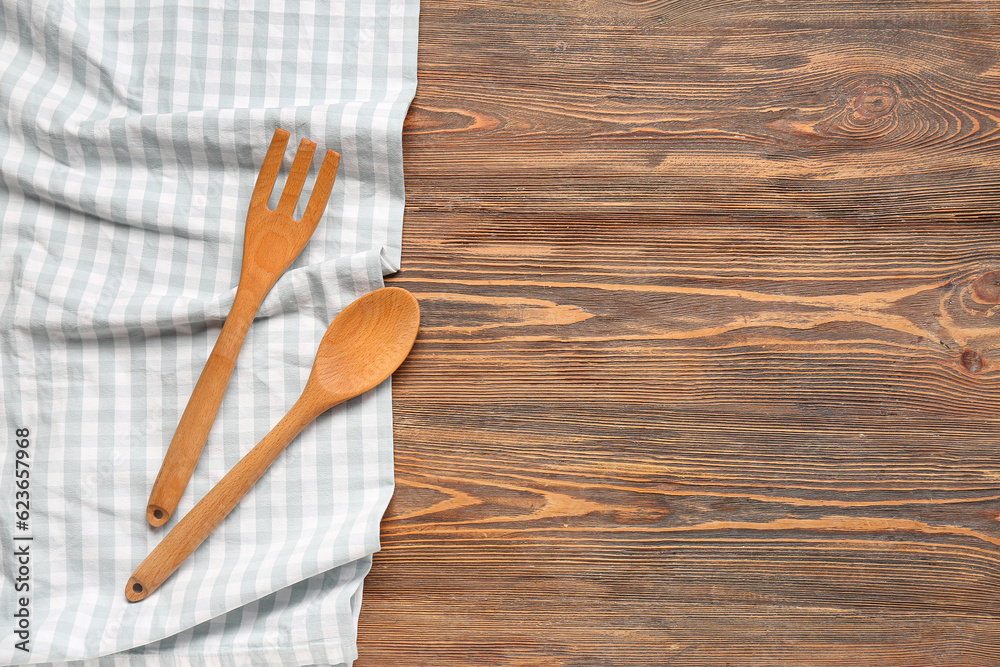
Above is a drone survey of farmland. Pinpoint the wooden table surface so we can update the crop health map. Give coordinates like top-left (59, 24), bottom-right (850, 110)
top-left (358, 2), bottom-right (1000, 664)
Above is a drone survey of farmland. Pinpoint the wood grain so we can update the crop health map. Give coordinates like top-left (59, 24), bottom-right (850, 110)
top-left (360, 1), bottom-right (1000, 664)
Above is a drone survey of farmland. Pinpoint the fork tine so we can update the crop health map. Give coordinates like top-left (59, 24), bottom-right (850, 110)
top-left (275, 138), bottom-right (317, 216)
top-left (299, 149), bottom-right (341, 226)
top-left (249, 128), bottom-right (290, 211)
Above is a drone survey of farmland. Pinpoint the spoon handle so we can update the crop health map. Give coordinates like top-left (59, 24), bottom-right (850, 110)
top-left (145, 285), bottom-right (264, 527)
top-left (127, 394), bottom-right (323, 602)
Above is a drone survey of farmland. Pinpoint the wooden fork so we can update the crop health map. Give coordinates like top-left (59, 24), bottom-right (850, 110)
top-left (146, 128), bottom-right (340, 527)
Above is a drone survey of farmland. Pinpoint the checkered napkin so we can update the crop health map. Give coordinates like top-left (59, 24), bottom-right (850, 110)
top-left (0, 0), bottom-right (418, 663)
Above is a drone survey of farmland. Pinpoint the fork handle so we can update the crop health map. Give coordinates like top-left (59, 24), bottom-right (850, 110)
top-left (146, 286), bottom-right (264, 527)
top-left (127, 394), bottom-right (323, 601)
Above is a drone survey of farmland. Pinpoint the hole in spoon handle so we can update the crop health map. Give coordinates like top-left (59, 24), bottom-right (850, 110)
top-left (125, 576), bottom-right (149, 602)
top-left (147, 505), bottom-right (168, 527)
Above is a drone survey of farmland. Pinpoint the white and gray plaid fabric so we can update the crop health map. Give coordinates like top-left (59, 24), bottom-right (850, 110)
top-left (0, 0), bottom-right (418, 663)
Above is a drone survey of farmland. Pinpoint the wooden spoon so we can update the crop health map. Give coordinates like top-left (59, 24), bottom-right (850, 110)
top-left (126, 287), bottom-right (419, 602)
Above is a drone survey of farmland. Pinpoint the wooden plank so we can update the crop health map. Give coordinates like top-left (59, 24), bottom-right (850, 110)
top-left (359, 1), bottom-right (1000, 664)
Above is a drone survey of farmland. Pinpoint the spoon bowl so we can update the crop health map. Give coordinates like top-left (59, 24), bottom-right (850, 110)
top-left (126, 287), bottom-right (419, 602)
top-left (310, 287), bottom-right (422, 404)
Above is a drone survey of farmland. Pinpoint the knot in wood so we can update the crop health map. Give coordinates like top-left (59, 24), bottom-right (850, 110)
top-left (960, 348), bottom-right (985, 374)
top-left (972, 270), bottom-right (1000, 304)
top-left (824, 78), bottom-right (903, 142)
top-left (849, 83), bottom-right (898, 121)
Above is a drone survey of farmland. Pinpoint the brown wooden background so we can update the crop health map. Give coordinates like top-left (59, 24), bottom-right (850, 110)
top-left (358, 1), bottom-right (1000, 664)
